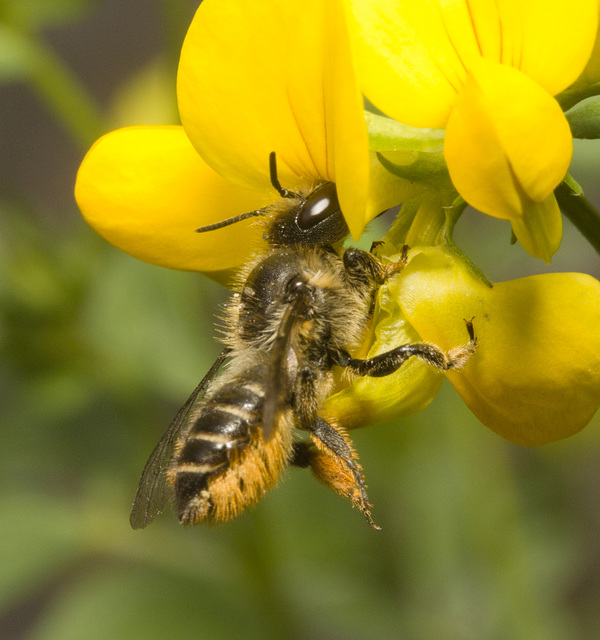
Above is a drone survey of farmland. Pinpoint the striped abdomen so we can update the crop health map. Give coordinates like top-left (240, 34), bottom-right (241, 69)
top-left (169, 372), bottom-right (294, 524)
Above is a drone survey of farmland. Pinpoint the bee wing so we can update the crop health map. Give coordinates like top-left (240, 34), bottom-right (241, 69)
top-left (262, 289), bottom-right (311, 441)
top-left (129, 349), bottom-right (229, 529)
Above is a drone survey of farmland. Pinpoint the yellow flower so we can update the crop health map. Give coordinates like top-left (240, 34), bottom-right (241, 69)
top-left (326, 245), bottom-right (600, 446)
top-left (559, 1), bottom-right (600, 108)
top-left (350, 0), bottom-right (598, 261)
top-left (75, 0), bottom-right (600, 448)
top-left (577, 0), bottom-right (600, 85)
top-left (75, 0), bottom-right (371, 281)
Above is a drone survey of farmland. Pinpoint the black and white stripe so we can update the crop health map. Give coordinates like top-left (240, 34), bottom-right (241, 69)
top-left (172, 375), bottom-right (266, 519)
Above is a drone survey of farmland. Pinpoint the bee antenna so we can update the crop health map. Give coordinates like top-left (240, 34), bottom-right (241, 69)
top-left (195, 209), bottom-right (266, 233)
top-left (269, 151), bottom-right (299, 199)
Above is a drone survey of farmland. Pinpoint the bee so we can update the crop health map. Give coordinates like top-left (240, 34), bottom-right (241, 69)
top-left (130, 153), bottom-right (477, 530)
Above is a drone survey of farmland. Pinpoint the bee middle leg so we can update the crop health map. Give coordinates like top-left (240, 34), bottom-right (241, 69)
top-left (291, 418), bottom-right (380, 530)
top-left (335, 319), bottom-right (477, 378)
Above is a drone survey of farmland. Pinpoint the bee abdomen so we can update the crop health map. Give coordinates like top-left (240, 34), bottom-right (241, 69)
top-left (171, 379), bottom-right (267, 524)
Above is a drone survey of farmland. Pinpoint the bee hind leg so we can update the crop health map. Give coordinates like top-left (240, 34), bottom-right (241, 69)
top-left (292, 418), bottom-right (381, 530)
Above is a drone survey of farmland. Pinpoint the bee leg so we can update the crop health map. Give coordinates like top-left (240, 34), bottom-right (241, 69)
top-left (336, 319), bottom-right (477, 378)
top-left (297, 418), bottom-right (381, 530)
top-left (369, 240), bottom-right (384, 253)
top-left (343, 247), bottom-right (388, 287)
top-left (290, 441), bottom-right (313, 468)
top-left (343, 243), bottom-right (410, 289)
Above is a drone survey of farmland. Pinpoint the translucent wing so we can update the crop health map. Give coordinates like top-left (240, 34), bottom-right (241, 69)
top-left (261, 285), bottom-right (312, 440)
top-left (129, 349), bottom-right (229, 529)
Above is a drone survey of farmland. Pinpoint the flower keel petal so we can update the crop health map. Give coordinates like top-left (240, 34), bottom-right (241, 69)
top-left (323, 274), bottom-right (444, 430)
top-left (510, 194), bottom-right (562, 263)
top-left (394, 248), bottom-right (600, 446)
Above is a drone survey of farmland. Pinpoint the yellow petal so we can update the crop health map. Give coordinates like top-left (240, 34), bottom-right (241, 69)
top-left (350, 0), bottom-right (597, 127)
top-left (75, 126), bottom-right (266, 276)
top-left (350, 0), bottom-right (464, 128)
top-left (394, 248), bottom-right (600, 445)
top-left (577, 2), bottom-right (600, 85)
top-left (510, 194), bottom-right (562, 262)
top-left (178, 0), bottom-right (369, 238)
top-left (509, 0), bottom-right (598, 94)
top-left (444, 59), bottom-right (572, 219)
top-left (322, 0), bottom-right (371, 239)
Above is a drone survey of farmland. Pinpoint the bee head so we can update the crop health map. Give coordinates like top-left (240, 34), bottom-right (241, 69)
top-left (195, 154), bottom-right (350, 247)
top-left (265, 182), bottom-right (350, 247)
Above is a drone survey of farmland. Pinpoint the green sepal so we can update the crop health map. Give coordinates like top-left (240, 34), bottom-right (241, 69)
top-left (366, 111), bottom-right (445, 152)
top-left (366, 112), bottom-right (448, 183)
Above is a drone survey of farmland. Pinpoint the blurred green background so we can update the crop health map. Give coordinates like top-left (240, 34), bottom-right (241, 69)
top-left (1, 1), bottom-right (600, 638)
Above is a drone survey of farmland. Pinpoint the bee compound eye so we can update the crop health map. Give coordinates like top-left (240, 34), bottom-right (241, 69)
top-left (297, 183), bottom-right (340, 230)
top-left (267, 182), bottom-right (349, 247)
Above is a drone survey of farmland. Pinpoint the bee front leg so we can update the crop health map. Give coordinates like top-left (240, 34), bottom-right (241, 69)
top-left (292, 418), bottom-right (380, 530)
top-left (343, 243), bottom-right (409, 288)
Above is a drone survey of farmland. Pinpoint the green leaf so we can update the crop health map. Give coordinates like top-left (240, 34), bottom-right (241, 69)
top-left (566, 96), bottom-right (600, 139)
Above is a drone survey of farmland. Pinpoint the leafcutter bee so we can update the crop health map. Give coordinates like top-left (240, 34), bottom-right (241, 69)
top-left (130, 153), bottom-right (477, 530)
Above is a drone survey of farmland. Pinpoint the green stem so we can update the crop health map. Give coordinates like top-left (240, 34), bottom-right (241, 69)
top-left (25, 36), bottom-right (105, 150)
top-left (555, 180), bottom-right (600, 255)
